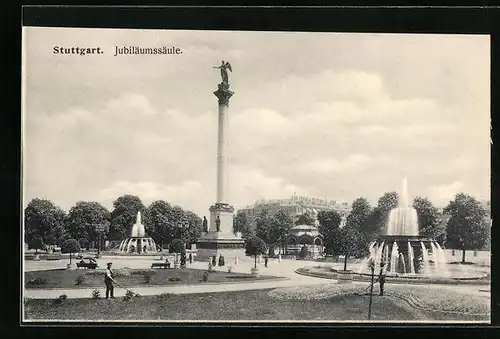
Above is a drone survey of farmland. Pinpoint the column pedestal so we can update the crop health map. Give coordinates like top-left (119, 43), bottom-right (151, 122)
top-left (196, 203), bottom-right (245, 261)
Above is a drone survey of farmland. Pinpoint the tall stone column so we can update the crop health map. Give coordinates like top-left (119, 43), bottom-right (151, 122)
top-left (196, 80), bottom-right (245, 261)
top-left (214, 86), bottom-right (233, 204)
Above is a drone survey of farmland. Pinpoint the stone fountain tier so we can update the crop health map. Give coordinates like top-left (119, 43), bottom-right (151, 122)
top-left (115, 211), bottom-right (160, 254)
top-left (117, 236), bottom-right (159, 254)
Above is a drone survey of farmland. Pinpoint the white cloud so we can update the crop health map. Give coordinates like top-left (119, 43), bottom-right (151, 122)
top-left (303, 154), bottom-right (372, 174)
top-left (428, 181), bottom-right (465, 207)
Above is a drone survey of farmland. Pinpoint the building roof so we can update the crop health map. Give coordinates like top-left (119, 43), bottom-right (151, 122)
top-left (289, 224), bottom-right (323, 238)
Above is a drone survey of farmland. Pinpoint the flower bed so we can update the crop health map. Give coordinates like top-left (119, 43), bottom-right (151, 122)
top-left (386, 285), bottom-right (490, 316)
top-left (268, 283), bottom-right (362, 301)
top-left (268, 283), bottom-right (490, 316)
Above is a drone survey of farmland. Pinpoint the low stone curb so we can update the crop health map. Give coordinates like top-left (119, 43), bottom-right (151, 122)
top-left (296, 268), bottom-right (490, 286)
top-left (25, 276), bottom-right (290, 292)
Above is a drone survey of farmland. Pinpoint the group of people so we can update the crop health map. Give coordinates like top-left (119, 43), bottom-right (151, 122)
top-left (211, 254), bottom-right (225, 267)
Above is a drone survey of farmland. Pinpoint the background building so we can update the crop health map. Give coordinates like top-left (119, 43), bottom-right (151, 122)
top-left (238, 194), bottom-right (351, 229)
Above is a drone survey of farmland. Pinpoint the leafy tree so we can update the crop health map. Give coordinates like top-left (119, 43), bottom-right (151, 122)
top-left (25, 198), bottom-right (67, 248)
top-left (61, 238), bottom-right (81, 265)
top-left (245, 236), bottom-right (267, 268)
top-left (255, 209), bottom-right (272, 244)
top-left (144, 200), bottom-right (173, 247)
top-left (317, 210), bottom-right (342, 256)
top-left (233, 210), bottom-right (254, 238)
top-left (184, 211), bottom-right (203, 246)
top-left (346, 197), bottom-right (373, 230)
top-left (109, 195), bottom-right (145, 240)
top-left (413, 197), bottom-right (445, 244)
top-left (295, 212), bottom-right (316, 226)
top-left (28, 236), bottom-right (44, 254)
top-left (65, 201), bottom-right (110, 246)
top-left (168, 238), bottom-right (186, 254)
top-left (170, 206), bottom-right (189, 241)
top-left (335, 226), bottom-right (366, 271)
top-left (444, 193), bottom-right (490, 263)
top-left (268, 209), bottom-right (295, 255)
top-left (365, 192), bottom-right (399, 236)
top-left (78, 237), bottom-right (90, 250)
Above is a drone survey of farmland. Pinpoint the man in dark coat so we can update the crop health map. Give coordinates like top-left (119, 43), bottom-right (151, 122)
top-left (376, 261), bottom-right (387, 296)
top-left (104, 262), bottom-right (116, 299)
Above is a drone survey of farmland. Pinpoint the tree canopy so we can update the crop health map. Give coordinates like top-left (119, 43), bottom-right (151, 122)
top-left (25, 198), bottom-right (67, 248)
top-left (233, 210), bottom-right (254, 238)
top-left (364, 192), bottom-right (399, 236)
top-left (295, 212), bottom-right (316, 226)
top-left (65, 201), bottom-right (110, 245)
top-left (412, 196), bottom-right (445, 244)
top-left (168, 238), bottom-right (186, 254)
top-left (109, 195), bottom-right (145, 240)
top-left (444, 193), bottom-right (489, 262)
top-left (317, 210), bottom-right (342, 256)
top-left (61, 238), bottom-right (81, 253)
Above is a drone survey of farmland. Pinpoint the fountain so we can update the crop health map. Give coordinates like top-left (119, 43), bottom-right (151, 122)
top-left (357, 178), bottom-right (455, 278)
top-left (116, 212), bottom-right (159, 254)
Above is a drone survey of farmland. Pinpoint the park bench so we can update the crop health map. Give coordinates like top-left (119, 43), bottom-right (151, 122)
top-left (76, 257), bottom-right (98, 269)
top-left (151, 262), bottom-right (171, 269)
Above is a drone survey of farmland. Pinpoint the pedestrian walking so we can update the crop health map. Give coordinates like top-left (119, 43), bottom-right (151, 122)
top-left (189, 253), bottom-right (193, 264)
top-left (264, 254), bottom-right (268, 268)
top-left (212, 255), bottom-right (216, 267)
top-left (104, 262), bottom-right (116, 299)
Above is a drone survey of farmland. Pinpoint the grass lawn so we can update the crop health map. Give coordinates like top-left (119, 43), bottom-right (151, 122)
top-left (23, 288), bottom-right (488, 321)
top-left (25, 268), bottom-right (281, 289)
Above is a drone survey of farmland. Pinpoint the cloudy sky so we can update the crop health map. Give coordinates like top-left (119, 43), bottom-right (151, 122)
top-left (22, 27), bottom-right (490, 217)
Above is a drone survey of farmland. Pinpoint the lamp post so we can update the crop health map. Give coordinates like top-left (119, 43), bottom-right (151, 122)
top-left (89, 222), bottom-right (109, 259)
top-left (368, 258), bottom-right (375, 320)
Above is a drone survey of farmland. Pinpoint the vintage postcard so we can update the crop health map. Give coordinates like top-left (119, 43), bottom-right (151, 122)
top-left (21, 27), bottom-right (491, 323)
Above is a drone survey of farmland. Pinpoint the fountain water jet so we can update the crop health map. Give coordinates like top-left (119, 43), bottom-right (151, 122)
top-left (357, 178), bottom-right (458, 278)
top-left (116, 212), bottom-right (159, 254)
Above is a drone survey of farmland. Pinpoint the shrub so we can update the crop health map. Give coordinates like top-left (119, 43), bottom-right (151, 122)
top-left (143, 271), bottom-right (153, 284)
top-left (78, 238), bottom-right (90, 250)
top-left (168, 276), bottom-right (181, 282)
top-left (28, 236), bottom-right (44, 254)
top-left (245, 236), bottom-right (267, 268)
top-left (156, 293), bottom-right (174, 299)
top-left (26, 277), bottom-right (47, 285)
top-left (131, 269), bottom-right (155, 275)
top-left (75, 274), bottom-right (86, 286)
top-left (53, 294), bottom-right (67, 305)
top-left (92, 289), bottom-right (100, 299)
top-left (169, 239), bottom-right (186, 254)
top-left (113, 268), bottom-right (131, 277)
top-left (124, 290), bottom-right (135, 301)
top-left (61, 238), bottom-right (81, 264)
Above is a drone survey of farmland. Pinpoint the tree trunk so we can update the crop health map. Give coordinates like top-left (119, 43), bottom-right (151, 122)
top-left (254, 255), bottom-right (257, 268)
top-left (462, 249), bottom-right (466, 264)
top-left (344, 254), bottom-right (348, 271)
top-left (70, 252), bottom-right (72, 264)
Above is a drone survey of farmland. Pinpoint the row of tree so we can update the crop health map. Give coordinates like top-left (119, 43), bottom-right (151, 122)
top-left (233, 192), bottom-right (490, 264)
top-left (24, 195), bottom-right (203, 252)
